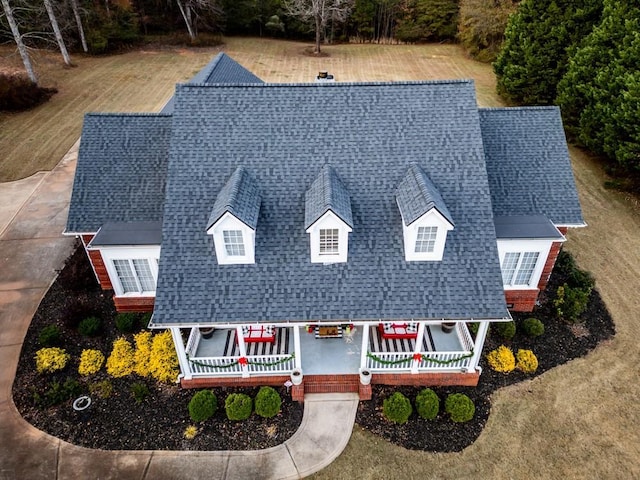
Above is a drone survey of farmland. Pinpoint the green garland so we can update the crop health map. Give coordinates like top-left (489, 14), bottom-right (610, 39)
top-left (187, 353), bottom-right (295, 370)
top-left (366, 350), bottom-right (474, 366)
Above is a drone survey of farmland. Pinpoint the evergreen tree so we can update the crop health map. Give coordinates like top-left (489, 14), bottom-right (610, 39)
top-left (395, 0), bottom-right (458, 43)
top-left (494, 0), bottom-right (602, 105)
top-left (556, 1), bottom-right (640, 172)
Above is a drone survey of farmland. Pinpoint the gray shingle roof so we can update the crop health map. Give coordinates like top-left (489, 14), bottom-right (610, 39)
top-left (207, 166), bottom-right (261, 230)
top-left (494, 215), bottom-right (563, 240)
top-left (65, 114), bottom-right (171, 233)
top-left (161, 53), bottom-right (263, 113)
top-left (152, 81), bottom-right (510, 326)
top-left (396, 164), bottom-right (454, 226)
top-left (304, 164), bottom-right (353, 229)
top-left (89, 221), bottom-right (162, 246)
top-left (479, 107), bottom-right (585, 226)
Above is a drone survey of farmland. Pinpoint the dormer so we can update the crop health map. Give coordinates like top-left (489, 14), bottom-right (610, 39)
top-left (396, 164), bottom-right (454, 262)
top-left (206, 167), bottom-right (261, 265)
top-left (305, 165), bottom-right (353, 264)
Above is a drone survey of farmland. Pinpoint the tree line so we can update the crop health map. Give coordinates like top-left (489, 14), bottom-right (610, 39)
top-left (2, 1), bottom-right (522, 60)
top-left (494, 0), bottom-right (639, 177)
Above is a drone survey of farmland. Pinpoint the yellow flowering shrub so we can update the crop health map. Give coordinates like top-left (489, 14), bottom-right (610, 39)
top-left (78, 349), bottom-right (105, 376)
top-left (133, 331), bottom-right (153, 377)
top-left (486, 345), bottom-right (515, 373)
top-left (35, 347), bottom-right (70, 374)
top-left (149, 330), bottom-right (179, 383)
top-left (106, 337), bottom-right (135, 378)
top-left (516, 349), bottom-right (539, 374)
top-left (184, 425), bottom-right (198, 440)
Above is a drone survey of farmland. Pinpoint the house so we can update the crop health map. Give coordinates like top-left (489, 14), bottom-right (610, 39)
top-left (64, 54), bottom-right (584, 400)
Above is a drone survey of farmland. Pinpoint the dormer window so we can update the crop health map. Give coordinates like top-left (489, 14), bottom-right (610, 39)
top-left (206, 167), bottom-right (261, 265)
top-left (396, 165), bottom-right (454, 262)
top-left (415, 226), bottom-right (437, 253)
top-left (223, 230), bottom-right (245, 256)
top-left (305, 165), bottom-right (353, 264)
top-left (320, 228), bottom-right (339, 255)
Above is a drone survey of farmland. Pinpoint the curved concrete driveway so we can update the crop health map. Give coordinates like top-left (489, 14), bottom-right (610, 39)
top-left (0, 144), bottom-right (358, 480)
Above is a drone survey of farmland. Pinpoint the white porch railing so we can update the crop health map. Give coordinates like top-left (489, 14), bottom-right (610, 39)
top-left (365, 350), bottom-right (473, 372)
top-left (185, 354), bottom-right (296, 377)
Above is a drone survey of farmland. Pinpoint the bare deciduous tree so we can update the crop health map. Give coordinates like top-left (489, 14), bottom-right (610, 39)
top-left (70, 0), bottom-right (87, 53)
top-left (1, 0), bottom-right (38, 82)
top-left (283, 0), bottom-right (354, 54)
top-left (43, 0), bottom-right (72, 65)
top-left (175, 0), bottom-right (221, 40)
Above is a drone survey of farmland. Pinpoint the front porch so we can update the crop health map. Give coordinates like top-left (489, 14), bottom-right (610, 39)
top-left (171, 321), bottom-right (489, 391)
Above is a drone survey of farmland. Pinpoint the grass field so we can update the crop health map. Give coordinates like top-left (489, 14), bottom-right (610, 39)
top-left (2, 37), bottom-right (639, 479)
top-left (0, 37), bottom-right (501, 182)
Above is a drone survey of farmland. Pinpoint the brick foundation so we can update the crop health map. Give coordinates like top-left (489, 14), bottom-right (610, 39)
top-left (180, 371), bottom-right (479, 401)
top-left (113, 295), bottom-right (155, 313)
top-left (505, 289), bottom-right (539, 312)
top-left (373, 370), bottom-right (480, 387)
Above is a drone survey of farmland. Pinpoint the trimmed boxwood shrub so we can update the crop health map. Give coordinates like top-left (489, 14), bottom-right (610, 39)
top-left (254, 386), bottom-right (282, 418)
top-left (522, 317), bottom-right (545, 337)
top-left (445, 393), bottom-right (475, 423)
top-left (225, 393), bottom-right (252, 421)
top-left (493, 320), bottom-right (516, 339)
top-left (382, 391), bottom-right (412, 424)
top-left (78, 316), bottom-right (102, 336)
top-left (189, 390), bottom-right (217, 422)
top-left (38, 324), bottom-right (61, 347)
top-left (415, 388), bottom-right (440, 420)
top-left (115, 313), bottom-right (138, 333)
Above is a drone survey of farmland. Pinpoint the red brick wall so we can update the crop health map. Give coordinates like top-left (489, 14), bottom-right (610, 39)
top-left (505, 289), bottom-right (539, 312)
top-left (373, 371), bottom-right (480, 387)
top-left (181, 371), bottom-right (480, 401)
top-left (538, 240), bottom-right (564, 291)
top-left (82, 235), bottom-right (113, 290)
top-left (181, 375), bottom-right (291, 389)
top-left (113, 296), bottom-right (155, 313)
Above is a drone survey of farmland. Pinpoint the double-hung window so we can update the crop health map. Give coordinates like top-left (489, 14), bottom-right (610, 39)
top-left (113, 259), bottom-right (156, 293)
top-left (415, 226), bottom-right (437, 253)
top-left (319, 228), bottom-right (339, 255)
top-left (223, 230), bottom-right (245, 256)
top-left (501, 252), bottom-right (540, 286)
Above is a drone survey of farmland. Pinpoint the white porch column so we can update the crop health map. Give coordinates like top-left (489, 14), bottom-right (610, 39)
top-left (170, 327), bottom-right (192, 381)
top-left (293, 325), bottom-right (302, 370)
top-left (236, 325), bottom-right (250, 378)
top-left (410, 321), bottom-right (426, 374)
top-left (360, 322), bottom-right (370, 369)
top-left (468, 321), bottom-right (489, 373)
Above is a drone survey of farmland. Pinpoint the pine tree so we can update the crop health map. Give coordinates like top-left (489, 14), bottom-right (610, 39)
top-left (494, 0), bottom-right (603, 105)
top-left (556, 1), bottom-right (640, 172)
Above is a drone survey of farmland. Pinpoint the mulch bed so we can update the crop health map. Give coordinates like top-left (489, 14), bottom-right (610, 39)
top-left (12, 245), bottom-right (614, 452)
top-left (357, 255), bottom-right (615, 452)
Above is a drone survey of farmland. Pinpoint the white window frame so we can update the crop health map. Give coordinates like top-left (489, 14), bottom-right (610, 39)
top-left (99, 246), bottom-right (161, 297)
top-left (400, 208), bottom-right (453, 262)
top-left (415, 225), bottom-right (438, 253)
top-left (497, 239), bottom-right (553, 290)
top-left (306, 211), bottom-right (352, 264)
top-left (319, 228), bottom-right (340, 255)
top-left (223, 229), bottom-right (246, 256)
top-left (207, 212), bottom-right (256, 265)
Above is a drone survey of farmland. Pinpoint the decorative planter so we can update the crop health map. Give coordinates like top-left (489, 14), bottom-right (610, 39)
top-left (290, 368), bottom-right (303, 385)
top-left (441, 322), bottom-right (456, 334)
top-left (199, 327), bottom-right (215, 339)
top-left (359, 368), bottom-right (372, 385)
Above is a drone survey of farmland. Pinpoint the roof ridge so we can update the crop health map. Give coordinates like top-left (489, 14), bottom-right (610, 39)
top-left (179, 79), bottom-right (475, 89)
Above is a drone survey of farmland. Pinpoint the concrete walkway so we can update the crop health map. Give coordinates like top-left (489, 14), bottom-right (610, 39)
top-left (0, 144), bottom-right (359, 479)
